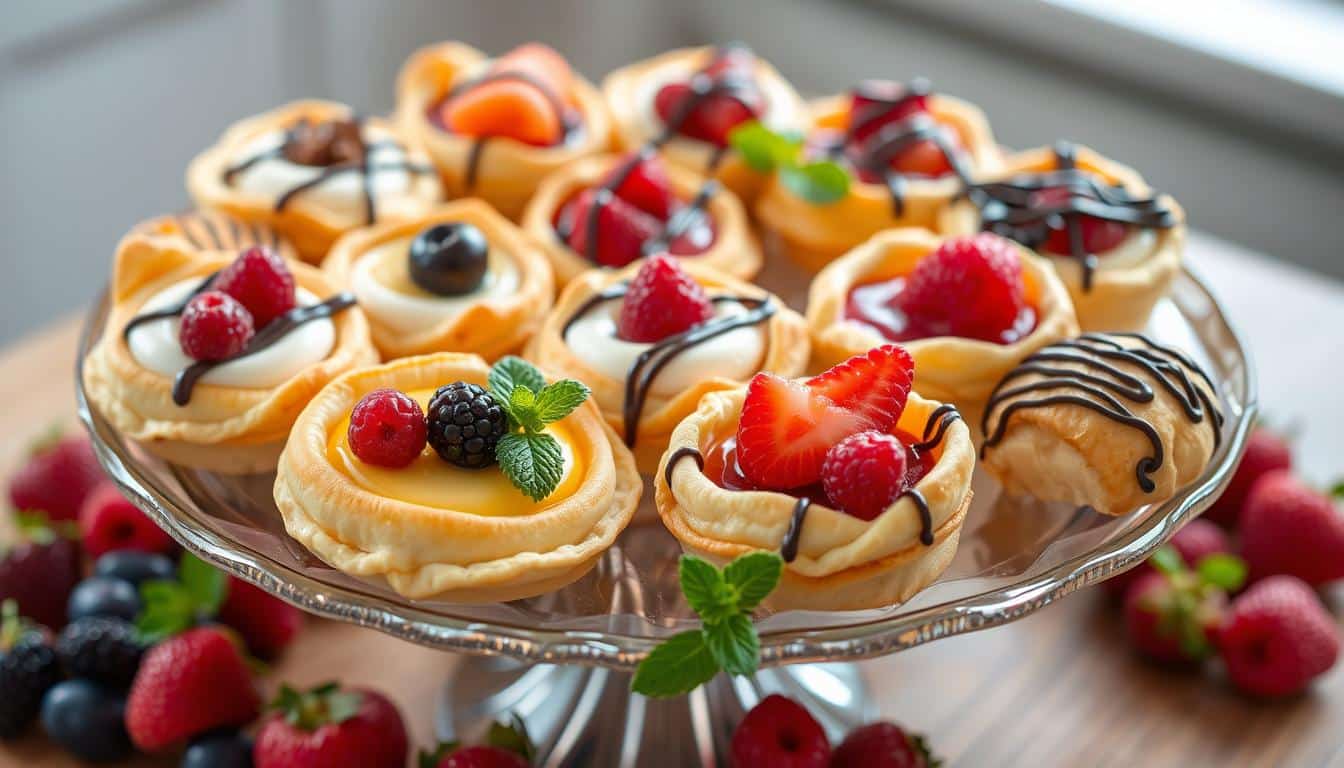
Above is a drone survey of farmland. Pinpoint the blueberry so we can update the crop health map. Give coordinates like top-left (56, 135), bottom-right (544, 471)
top-left (94, 551), bottom-right (176, 588)
top-left (40, 679), bottom-right (132, 763)
top-left (409, 221), bottom-right (489, 296)
top-left (182, 730), bottom-right (255, 768)
top-left (67, 577), bottom-right (140, 622)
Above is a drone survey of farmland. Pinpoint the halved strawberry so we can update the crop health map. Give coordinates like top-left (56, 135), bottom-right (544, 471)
top-left (560, 189), bottom-right (661, 268)
top-left (736, 374), bottom-right (871, 490)
top-left (602, 153), bottom-right (676, 221)
top-left (653, 85), bottom-right (761, 147)
top-left (806, 344), bottom-right (914, 433)
top-left (1035, 186), bottom-right (1132, 255)
top-left (617, 254), bottom-right (713, 343)
top-left (848, 80), bottom-right (929, 144)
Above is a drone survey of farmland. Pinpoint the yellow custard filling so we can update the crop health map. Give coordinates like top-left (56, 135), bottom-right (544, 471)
top-left (326, 388), bottom-right (587, 515)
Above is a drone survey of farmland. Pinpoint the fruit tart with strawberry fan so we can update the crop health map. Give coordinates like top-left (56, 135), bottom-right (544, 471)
top-left (656, 344), bottom-right (975, 610)
top-left (939, 141), bottom-right (1185, 331)
top-left (526, 254), bottom-right (808, 473)
top-left (601, 44), bottom-right (808, 205)
top-left (806, 230), bottom-right (1077, 428)
top-left (128, 209), bottom-right (299, 263)
top-left (757, 79), bottom-right (1001, 272)
top-left (82, 234), bottom-right (377, 473)
top-left (324, 199), bottom-right (554, 361)
top-left (522, 150), bottom-right (762, 287)
top-left (396, 42), bottom-right (613, 220)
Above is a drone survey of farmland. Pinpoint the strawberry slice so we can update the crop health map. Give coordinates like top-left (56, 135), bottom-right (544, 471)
top-left (617, 254), bottom-right (713, 343)
top-left (602, 153), bottom-right (676, 221)
top-left (653, 84), bottom-right (762, 147)
top-left (560, 189), bottom-right (662, 268)
top-left (848, 80), bottom-right (930, 144)
top-left (806, 344), bottom-right (914, 433)
top-left (736, 373), bottom-right (872, 490)
top-left (1034, 187), bottom-right (1132, 255)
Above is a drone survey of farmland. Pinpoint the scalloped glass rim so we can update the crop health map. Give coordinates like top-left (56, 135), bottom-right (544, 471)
top-left (76, 267), bottom-right (1255, 670)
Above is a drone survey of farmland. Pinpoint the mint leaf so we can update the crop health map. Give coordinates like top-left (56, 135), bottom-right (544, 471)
top-left (489, 356), bottom-right (545, 402)
top-left (780, 161), bottom-right (850, 204)
top-left (497, 432), bottom-right (564, 502)
top-left (136, 581), bottom-right (196, 643)
top-left (508, 386), bottom-right (544, 433)
top-left (486, 715), bottom-right (535, 761)
top-left (728, 120), bottom-right (800, 172)
top-left (722, 551), bottom-right (783, 612)
top-left (631, 630), bottom-right (719, 698)
top-left (179, 554), bottom-right (226, 614)
top-left (679, 556), bottom-right (728, 620)
top-left (1148, 545), bottom-right (1184, 576)
top-left (1197, 553), bottom-right (1247, 592)
top-left (533, 380), bottom-right (590, 425)
top-left (704, 613), bottom-right (759, 677)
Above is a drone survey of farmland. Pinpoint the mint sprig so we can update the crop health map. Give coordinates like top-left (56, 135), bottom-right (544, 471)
top-left (135, 553), bottom-right (226, 643)
top-left (487, 356), bottom-right (590, 502)
top-left (631, 552), bottom-right (783, 698)
top-left (729, 120), bottom-right (850, 204)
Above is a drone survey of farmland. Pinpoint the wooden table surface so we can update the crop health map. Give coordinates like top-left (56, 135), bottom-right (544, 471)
top-left (2, 233), bottom-right (1341, 767)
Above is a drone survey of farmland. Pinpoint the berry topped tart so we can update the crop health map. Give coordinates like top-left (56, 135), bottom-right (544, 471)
top-left (601, 44), bottom-right (807, 205)
top-left (526, 254), bottom-right (808, 473)
top-left (521, 151), bottom-right (762, 286)
top-left (756, 79), bottom-right (1000, 272)
top-left (128, 209), bottom-right (299, 262)
top-left (655, 345), bottom-right (975, 610)
top-left (272, 353), bottom-right (640, 601)
top-left (939, 141), bottom-right (1184, 331)
top-left (396, 42), bottom-right (613, 220)
top-left (187, 100), bottom-right (442, 264)
top-left (82, 233), bottom-right (377, 474)
top-left (806, 230), bottom-right (1077, 428)
top-left (323, 199), bottom-right (555, 361)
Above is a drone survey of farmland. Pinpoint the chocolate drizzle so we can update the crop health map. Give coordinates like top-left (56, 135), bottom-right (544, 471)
top-left (170, 212), bottom-right (281, 252)
top-left (781, 498), bottom-right (810, 562)
top-left (981, 332), bottom-right (1223, 493)
top-left (663, 446), bottom-right (705, 489)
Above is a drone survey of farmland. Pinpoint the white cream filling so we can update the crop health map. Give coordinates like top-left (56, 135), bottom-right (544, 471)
top-left (634, 57), bottom-right (803, 147)
top-left (1041, 227), bottom-right (1158, 274)
top-left (563, 298), bottom-right (766, 397)
top-left (127, 281), bottom-right (335, 389)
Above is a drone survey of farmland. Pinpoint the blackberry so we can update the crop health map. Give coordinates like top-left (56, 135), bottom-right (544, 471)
top-left (0, 634), bottom-right (62, 739)
top-left (56, 617), bottom-right (144, 690)
top-left (426, 382), bottom-right (508, 468)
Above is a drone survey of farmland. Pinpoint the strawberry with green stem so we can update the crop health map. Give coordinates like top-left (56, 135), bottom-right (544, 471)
top-left (1122, 545), bottom-right (1247, 663)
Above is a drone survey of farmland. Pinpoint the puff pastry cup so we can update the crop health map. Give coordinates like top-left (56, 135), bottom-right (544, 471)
top-left (521, 153), bottom-right (763, 287)
top-left (806, 228), bottom-right (1078, 427)
top-left (187, 100), bottom-right (443, 264)
top-left (273, 353), bottom-right (641, 602)
top-left (980, 332), bottom-right (1223, 517)
top-left (938, 142), bottom-right (1185, 332)
top-left (324, 199), bottom-right (554, 361)
top-left (525, 261), bottom-right (809, 474)
top-left (601, 44), bottom-right (808, 205)
top-left (129, 209), bottom-right (298, 262)
top-left (757, 86), bottom-right (1001, 273)
top-left (395, 42), bottom-right (613, 221)
top-left (656, 390), bottom-right (974, 610)
top-left (82, 234), bottom-right (377, 474)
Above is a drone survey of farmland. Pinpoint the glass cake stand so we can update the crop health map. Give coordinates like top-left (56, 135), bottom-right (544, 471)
top-left (76, 261), bottom-right (1254, 767)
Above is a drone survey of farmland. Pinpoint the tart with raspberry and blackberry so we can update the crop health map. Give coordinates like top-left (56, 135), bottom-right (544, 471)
top-left (521, 151), bottom-right (762, 286)
top-left (806, 230), bottom-right (1077, 427)
top-left (601, 44), bottom-right (808, 205)
top-left (757, 79), bottom-right (1000, 272)
top-left (395, 42), bottom-right (612, 220)
top-left (273, 353), bottom-right (640, 602)
top-left (939, 141), bottom-right (1184, 331)
top-left (82, 235), bottom-right (377, 474)
top-left (525, 254), bottom-right (808, 473)
top-left (128, 209), bottom-right (299, 262)
top-left (324, 199), bottom-right (554, 361)
top-left (186, 100), bottom-right (443, 264)
top-left (655, 345), bottom-right (975, 610)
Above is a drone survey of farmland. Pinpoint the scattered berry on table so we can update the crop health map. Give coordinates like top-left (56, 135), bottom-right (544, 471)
top-left (179, 290), bottom-right (256, 362)
top-left (39, 679), bottom-right (133, 763)
top-left (1206, 427), bottom-right (1292, 527)
top-left (253, 683), bottom-right (408, 768)
top-left (182, 729), bottom-right (255, 768)
top-left (93, 550), bottom-right (176, 588)
top-left (1238, 470), bottom-right (1344, 586)
top-left (1104, 518), bottom-right (1231, 598)
top-left (7, 434), bottom-right (103, 522)
top-left (67, 576), bottom-right (141, 623)
top-left (218, 577), bottom-right (303, 659)
top-left (79, 483), bottom-right (177, 559)
top-left (822, 430), bottom-right (910, 521)
top-left (616, 253), bottom-right (714, 343)
top-left (426, 382), bottom-right (507, 469)
top-left (55, 616), bottom-right (144, 690)
top-left (831, 721), bottom-right (939, 768)
top-left (0, 516), bottom-right (82, 630)
top-left (1122, 570), bottom-right (1225, 664)
top-left (348, 388), bottom-right (429, 468)
top-left (1217, 575), bottom-right (1341, 697)
top-left (211, 246), bottom-right (297, 327)
top-left (0, 602), bottom-right (62, 740)
top-left (730, 694), bottom-right (831, 768)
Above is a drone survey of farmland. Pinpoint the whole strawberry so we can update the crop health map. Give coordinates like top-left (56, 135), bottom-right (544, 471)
top-left (79, 483), bottom-right (177, 559)
top-left (1218, 575), bottom-right (1340, 697)
top-left (1104, 519), bottom-right (1231, 598)
top-left (218, 577), bottom-right (303, 659)
top-left (730, 694), bottom-right (830, 768)
top-left (254, 683), bottom-right (408, 768)
top-left (125, 626), bottom-right (260, 752)
top-left (8, 434), bottom-right (103, 521)
top-left (419, 716), bottom-right (534, 768)
top-left (1239, 470), bottom-right (1344, 586)
top-left (1206, 427), bottom-right (1292, 527)
top-left (0, 513), bottom-right (82, 630)
top-left (832, 721), bottom-right (939, 768)
top-left (1121, 546), bottom-right (1244, 664)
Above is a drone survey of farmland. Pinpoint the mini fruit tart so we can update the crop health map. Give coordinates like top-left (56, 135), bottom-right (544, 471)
top-left (807, 230), bottom-right (1077, 427)
top-left (82, 237), bottom-right (377, 474)
top-left (601, 43), bottom-right (808, 205)
top-left (324, 199), bottom-right (554, 361)
top-left (129, 209), bottom-right (298, 262)
top-left (273, 354), bottom-right (641, 602)
top-left (656, 345), bottom-right (975, 610)
top-left (187, 100), bottom-right (443, 264)
top-left (396, 42), bottom-right (612, 220)
top-left (526, 254), bottom-right (808, 473)
top-left (980, 332), bottom-right (1222, 516)
top-left (757, 79), bottom-right (1000, 272)
top-left (521, 151), bottom-right (762, 287)
top-left (939, 141), bottom-right (1184, 331)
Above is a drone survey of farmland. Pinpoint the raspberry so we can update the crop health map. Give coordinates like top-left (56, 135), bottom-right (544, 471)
top-left (832, 721), bottom-right (936, 768)
top-left (210, 247), bottom-right (296, 327)
top-left (900, 234), bottom-right (1027, 343)
top-left (821, 431), bottom-right (910, 521)
top-left (617, 253), bottom-right (714, 343)
top-left (729, 694), bottom-right (830, 768)
top-left (78, 484), bottom-right (176, 559)
top-left (347, 389), bottom-right (428, 468)
top-left (7, 435), bottom-right (104, 522)
top-left (178, 291), bottom-right (255, 362)
top-left (1218, 575), bottom-right (1340, 697)
top-left (426, 383), bottom-right (507, 469)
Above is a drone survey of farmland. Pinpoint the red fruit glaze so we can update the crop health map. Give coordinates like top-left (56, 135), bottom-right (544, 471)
top-left (7, 436), bottom-right (104, 522)
top-left (729, 694), bottom-right (830, 768)
top-left (832, 721), bottom-right (932, 768)
top-left (602, 152), bottom-right (676, 220)
top-left (347, 389), bottom-right (428, 468)
top-left (436, 746), bottom-right (530, 768)
top-left (1103, 518), bottom-right (1231, 598)
top-left (734, 373), bottom-right (871, 490)
top-left (895, 234), bottom-right (1033, 343)
top-left (0, 536), bottom-right (81, 630)
top-left (822, 431), bottom-right (910, 521)
top-left (211, 246), bottom-right (297, 327)
top-left (559, 189), bottom-right (662, 268)
top-left (1218, 575), bottom-right (1340, 697)
top-left (219, 577), bottom-right (303, 659)
top-left (805, 344), bottom-right (913, 433)
top-left (254, 687), bottom-right (409, 768)
top-left (616, 253), bottom-right (714, 343)
top-left (78, 483), bottom-right (176, 559)
top-left (179, 291), bottom-right (255, 362)
top-left (1206, 428), bottom-right (1293, 527)
top-left (1239, 470), bottom-right (1344, 586)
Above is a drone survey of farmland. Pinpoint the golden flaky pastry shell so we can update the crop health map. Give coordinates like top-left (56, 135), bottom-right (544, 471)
top-left (521, 153), bottom-right (763, 287)
top-left (980, 333), bottom-right (1221, 517)
top-left (128, 210), bottom-right (299, 262)
top-left (525, 262), bottom-right (809, 473)
top-left (273, 353), bottom-right (641, 602)
top-left (324, 199), bottom-right (554, 361)
top-left (601, 46), bottom-right (808, 205)
top-left (806, 228), bottom-right (1078, 429)
top-left (187, 100), bottom-right (443, 264)
top-left (655, 390), bottom-right (974, 610)
top-left (395, 42), bottom-right (613, 221)
top-left (82, 235), bottom-right (378, 474)
top-left (758, 93), bottom-right (1002, 273)
top-left (939, 144), bottom-right (1186, 332)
